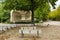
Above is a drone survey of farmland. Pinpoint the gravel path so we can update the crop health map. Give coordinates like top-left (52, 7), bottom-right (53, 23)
top-left (43, 21), bottom-right (60, 26)
top-left (0, 21), bottom-right (60, 40)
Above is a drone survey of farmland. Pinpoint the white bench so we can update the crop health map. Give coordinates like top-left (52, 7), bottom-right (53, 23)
top-left (19, 29), bottom-right (41, 37)
top-left (30, 30), bottom-right (37, 35)
top-left (23, 30), bottom-right (30, 34)
top-left (21, 27), bottom-right (36, 30)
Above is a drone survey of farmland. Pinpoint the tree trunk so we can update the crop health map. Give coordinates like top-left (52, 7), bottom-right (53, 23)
top-left (31, 0), bottom-right (34, 24)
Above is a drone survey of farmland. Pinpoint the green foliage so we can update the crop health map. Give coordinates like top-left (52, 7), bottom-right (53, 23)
top-left (0, 0), bottom-right (57, 23)
top-left (34, 2), bottom-right (50, 22)
top-left (0, 10), bottom-right (10, 23)
top-left (3, 0), bottom-right (57, 10)
top-left (3, 0), bottom-right (32, 11)
top-left (48, 5), bottom-right (60, 20)
top-left (48, 10), bottom-right (58, 20)
top-left (49, 0), bottom-right (57, 8)
top-left (0, 3), bottom-right (10, 23)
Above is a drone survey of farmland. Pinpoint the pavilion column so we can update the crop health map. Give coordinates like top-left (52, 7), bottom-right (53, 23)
top-left (10, 10), bottom-right (14, 22)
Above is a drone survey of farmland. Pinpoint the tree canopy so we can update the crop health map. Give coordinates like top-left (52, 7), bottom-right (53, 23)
top-left (48, 5), bottom-right (60, 20)
top-left (0, 0), bottom-right (58, 23)
top-left (3, 0), bottom-right (57, 10)
top-left (3, 0), bottom-right (32, 11)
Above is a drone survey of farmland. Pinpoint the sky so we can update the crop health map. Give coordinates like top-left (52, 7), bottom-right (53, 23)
top-left (0, 0), bottom-right (3, 2)
top-left (50, 0), bottom-right (60, 11)
top-left (55, 0), bottom-right (60, 8)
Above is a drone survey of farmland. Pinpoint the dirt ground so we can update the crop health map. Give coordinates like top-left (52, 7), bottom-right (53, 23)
top-left (0, 25), bottom-right (60, 40)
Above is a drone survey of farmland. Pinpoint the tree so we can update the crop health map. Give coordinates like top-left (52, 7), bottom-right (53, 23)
top-left (34, 2), bottom-right (50, 22)
top-left (2, 0), bottom-right (57, 22)
top-left (0, 2), bottom-right (10, 23)
top-left (3, 0), bottom-right (32, 11)
top-left (48, 5), bottom-right (60, 21)
top-left (49, 0), bottom-right (57, 9)
top-left (48, 10), bottom-right (58, 20)
top-left (34, 0), bottom-right (57, 22)
top-left (56, 5), bottom-right (60, 20)
top-left (3, 0), bottom-right (57, 11)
